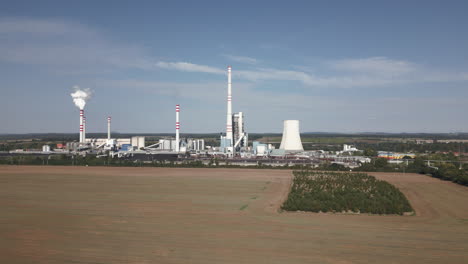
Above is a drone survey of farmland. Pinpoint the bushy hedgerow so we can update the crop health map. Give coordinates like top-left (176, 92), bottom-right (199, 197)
top-left (282, 170), bottom-right (413, 215)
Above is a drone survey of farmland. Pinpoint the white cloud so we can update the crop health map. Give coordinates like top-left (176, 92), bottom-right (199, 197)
top-left (155, 61), bottom-right (224, 74)
top-left (155, 59), bottom-right (468, 89)
top-left (152, 61), bottom-right (406, 88)
top-left (222, 54), bottom-right (258, 64)
top-left (330, 57), bottom-right (416, 76)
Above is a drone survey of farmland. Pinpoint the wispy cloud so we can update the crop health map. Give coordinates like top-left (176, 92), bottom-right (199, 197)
top-left (155, 61), bottom-right (224, 74)
top-left (153, 61), bottom-right (391, 87)
top-left (222, 54), bottom-right (258, 64)
top-left (155, 59), bottom-right (468, 88)
top-left (330, 57), bottom-right (416, 76)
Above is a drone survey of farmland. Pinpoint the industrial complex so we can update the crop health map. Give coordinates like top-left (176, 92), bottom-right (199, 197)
top-left (5, 65), bottom-right (416, 168)
top-left (69, 66), bottom-right (308, 159)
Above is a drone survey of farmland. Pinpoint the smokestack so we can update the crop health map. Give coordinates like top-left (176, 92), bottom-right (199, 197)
top-left (107, 116), bottom-right (111, 140)
top-left (79, 110), bottom-right (84, 143)
top-left (71, 86), bottom-right (93, 144)
top-left (226, 66), bottom-right (233, 145)
top-left (176, 105), bottom-right (180, 152)
top-left (83, 116), bottom-right (86, 143)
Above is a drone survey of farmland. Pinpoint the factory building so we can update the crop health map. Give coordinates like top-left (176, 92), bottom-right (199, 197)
top-left (131, 136), bottom-right (145, 150)
top-left (252, 141), bottom-right (276, 157)
top-left (86, 138), bottom-right (131, 149)
top-left (378, 151), bottom-right (416, 160)
top-left (154, 138), bottom-right (205, 152)
top-left (187, 139), bottom-right (205, 151)
top-left (232, 112), bottom-right (248, 151)
top-left (157, 139), bottom-right (178, 151)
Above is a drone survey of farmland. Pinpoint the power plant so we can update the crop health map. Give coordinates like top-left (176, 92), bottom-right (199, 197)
top-left (3, 64), bottom-right (401, 168)
top-left (43, 65), bottom-right (330, 165)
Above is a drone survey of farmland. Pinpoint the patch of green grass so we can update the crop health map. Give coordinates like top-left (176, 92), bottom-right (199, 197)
top-left (239, 204), bottom-right (249, 210)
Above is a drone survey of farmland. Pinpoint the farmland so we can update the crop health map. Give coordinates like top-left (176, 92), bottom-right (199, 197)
top-left (0, 166), bottom-right (468, 263)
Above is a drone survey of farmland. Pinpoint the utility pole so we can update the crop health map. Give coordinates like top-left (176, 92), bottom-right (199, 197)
top-left (459, 142), bottom-right (463, 170)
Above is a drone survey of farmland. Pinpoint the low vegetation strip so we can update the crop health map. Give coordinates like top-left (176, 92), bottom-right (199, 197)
top-left (282, 170), bottom-right (413, 215)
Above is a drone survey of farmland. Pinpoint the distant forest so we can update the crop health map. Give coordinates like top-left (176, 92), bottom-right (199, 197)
top-left (1, 132), bottom-right (468, 141)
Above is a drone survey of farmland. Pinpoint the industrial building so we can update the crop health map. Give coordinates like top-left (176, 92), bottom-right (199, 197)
top-left (378, 151), bottom-right (416, 160)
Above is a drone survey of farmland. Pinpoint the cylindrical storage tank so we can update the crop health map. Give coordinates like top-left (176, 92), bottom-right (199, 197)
top-left (279, 120), bottom-right (304, 152)
top-left (121, 144), bottom-right (132, 151)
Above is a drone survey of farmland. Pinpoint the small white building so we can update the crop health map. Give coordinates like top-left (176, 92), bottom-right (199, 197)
top-left (42, 145), bottom-right (51, 152)
top-left (343, 144), bottom-right (359, 152)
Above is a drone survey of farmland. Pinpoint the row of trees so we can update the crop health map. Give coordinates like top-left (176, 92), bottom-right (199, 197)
top-left (357, 142), bottom-right (468, 154)
top-left (0, 155), bottom-right (315, 170)
top-left (282, 170), bottom-right (413, 215)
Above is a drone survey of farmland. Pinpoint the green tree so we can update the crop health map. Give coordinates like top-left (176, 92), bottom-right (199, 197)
top-left (374, 158), bottom-right (388, 168)
top-left (363, 148), bottom-right (377, 157)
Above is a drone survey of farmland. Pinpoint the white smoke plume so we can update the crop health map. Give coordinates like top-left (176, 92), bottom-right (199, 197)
top-left (70, 86), bottom-right (93, 109)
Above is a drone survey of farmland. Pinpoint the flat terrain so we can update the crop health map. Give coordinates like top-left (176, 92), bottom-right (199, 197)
top-left (0, 166), bottom-right (467, 264)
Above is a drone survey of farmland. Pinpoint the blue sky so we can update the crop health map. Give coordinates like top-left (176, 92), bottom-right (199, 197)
top-left (1, 0), bottom-right (468, 133)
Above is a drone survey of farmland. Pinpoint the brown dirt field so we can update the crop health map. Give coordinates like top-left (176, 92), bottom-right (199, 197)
top-left (0, 166), bottom-right (467, 264)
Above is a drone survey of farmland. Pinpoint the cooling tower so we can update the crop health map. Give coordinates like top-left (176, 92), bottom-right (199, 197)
top-left (279, 120), bottom-right (304, 152)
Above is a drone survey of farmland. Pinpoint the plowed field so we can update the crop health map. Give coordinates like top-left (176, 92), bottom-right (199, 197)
top-left (1, 166), bottom-right (467, 263)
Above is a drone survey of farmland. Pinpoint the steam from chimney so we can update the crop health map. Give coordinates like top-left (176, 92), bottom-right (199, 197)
top-left (71, 86), bottom-right (93, 110)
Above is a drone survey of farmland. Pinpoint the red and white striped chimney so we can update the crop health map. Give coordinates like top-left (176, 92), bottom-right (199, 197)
top-left (107, 116), bottom-right (111, 140)
top-left (176, 104), bottom-right (180, 152)
top-left (226, 66), bottom-right (233, 145)
top-left (79, 109), bottom-right (84, 143)
top-left (83, 116), bottom-right (86, 144)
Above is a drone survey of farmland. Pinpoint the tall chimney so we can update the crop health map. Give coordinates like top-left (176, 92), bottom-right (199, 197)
top-left (176, 104), bottom-right (180, 152)
top-left (79, 109), bottom-right (84, 143)
top-left (107, 116), bottom-right (111, 140)
top-left (83, 116), bottom-right (86, 144)
top-left (226, 66), bottom-right (233, 145)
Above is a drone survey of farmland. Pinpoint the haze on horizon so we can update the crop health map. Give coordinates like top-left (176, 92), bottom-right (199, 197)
top-left (1, 0), bottom-right (468, 134)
